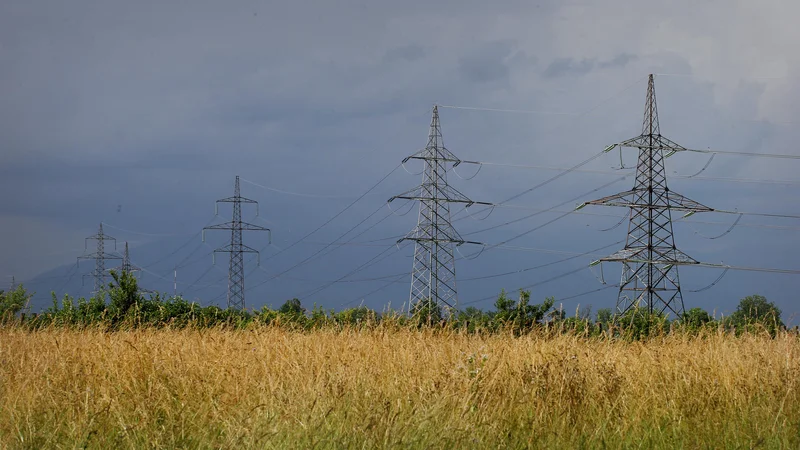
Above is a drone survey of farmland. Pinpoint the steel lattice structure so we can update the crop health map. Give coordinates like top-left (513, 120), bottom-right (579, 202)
top-left (106, 241), bottom-right (157, 294)
top-left (203, 176), bottom-right (270, 310)
top-left (113, 242), bottom-right (140, 276)
top-left (389, 106), bottom-right (489, 312)
top-left (78, 223), bottom-right (122, 295)
top-left (582, 74), bottom-right (714, 318)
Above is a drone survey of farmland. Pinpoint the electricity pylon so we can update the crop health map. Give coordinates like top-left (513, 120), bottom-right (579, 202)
top-left (78, 223), bottom-right (122, 295)
top-left (203, 176), bottom-right (270, 310)
top-left (580, 74), bottom-right (714, 318)
top-left (109, 242), bottom-right (140, 277)
top-left (106, 242), bottom-right (156, 294)
top-left (389, 105), bottom-right (490, 312)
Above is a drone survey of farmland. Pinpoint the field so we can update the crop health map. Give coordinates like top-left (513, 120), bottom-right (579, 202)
top-left (1, 326), bottom-right (799, 449)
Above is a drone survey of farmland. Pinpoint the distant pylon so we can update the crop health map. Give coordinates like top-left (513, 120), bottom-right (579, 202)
top-left (580, 74), bottom-right (714, 318)
top-left (78, 223), bottom-right (122, 295)
top-left (203, 176), bottom-right (270, 310)
top-left (107, 242), bottom-right (155, 294)
top-left (389, 105), bottom-right (490, 312)
top-left (9, 276), bottom-right (16, 291)
top-left (115, 242), bottom-right (139, 276)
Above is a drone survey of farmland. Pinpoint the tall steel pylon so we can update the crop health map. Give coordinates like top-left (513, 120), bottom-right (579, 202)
top-left (113, 242), bottom-right (140, 276)
top-left (203, 176), bottom-right (270, 310)
top-left (106, 241), bottom-right (156, 294)
top-left (78, 223), bottom-right (122, 295)
top-left (389, 106), bottom-right (489, 312)
top-left (581, 74), bottom-right (714, 318)
top-left (107, 242), bottom-right (143, 280)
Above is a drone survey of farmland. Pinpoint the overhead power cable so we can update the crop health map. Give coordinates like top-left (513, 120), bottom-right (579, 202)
top-left (336, 273), bottom-right (410, 311)
top-left (240, 177), bottom-right (380, 200)
top-left (100, 222), bottom-right (187, 237)
top-left (676, 147), bottom-right (800, 161)
top-left (140, 216), bottom-right (217, 268)
top-left (460, 241), bottom-right (623, 282)
top-left (260, 163), bottom-right (401, 264)
top-left (300, 243), bottom-right (408, 301)
top-left (556, 284), bottom-right (619, 302)
top-left (709, 209), bottom-right (800, 220)
top-left (462, 176), bottom-right (628, 238)
top-left (459, 150), bottom-right (609, 206)
top-left (461, 265), bottom-right (592, 307)
top-left (453, 159), bottom-right (800, 186)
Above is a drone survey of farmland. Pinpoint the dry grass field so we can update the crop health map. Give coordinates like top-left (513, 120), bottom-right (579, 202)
top-left (1, 326), bottom-right (799, 448)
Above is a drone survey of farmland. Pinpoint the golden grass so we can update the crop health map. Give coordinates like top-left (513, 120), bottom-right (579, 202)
top-left (1, 326), bottom-right (799, 449)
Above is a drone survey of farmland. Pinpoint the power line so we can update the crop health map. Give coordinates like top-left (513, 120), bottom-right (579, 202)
top-left (301, 243), bottom-right (408, 301)
top-left (461, 265), bottom-right (592, 307)
top-left (140, 216), bottom-right (217, 268)
top-left (556, 285), bottom-right (619, 303)
top-left (100, 222), bottom-right (186, 237)
top-left (466, 151), bottom-right (608, 206)
top-left (460, 241), bottom-right (623, 282)
top-left (336, 273), bottom-right (410, 310)
top-left (240, 177), bottom-right (381, 200)
top-left (462, 176), bottom-right (628, 237)
top-left (454, 159), bottom-right (800, 187)
top-left (259, 163), bottom-right (401, 264)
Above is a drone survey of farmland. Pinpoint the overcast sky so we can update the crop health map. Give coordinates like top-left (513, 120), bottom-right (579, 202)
top-left (2, 0), bottom-right (799, 320)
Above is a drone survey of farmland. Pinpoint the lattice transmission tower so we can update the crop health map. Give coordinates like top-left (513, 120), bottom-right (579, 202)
top-left (203, 176), bottom-right (270, 310)
top-left (78, 223), bottom-right (122, 295)
top-left (389, 105), bottom-right (490, 312)
top-left (105, 241), bottom-right (157, 294)
top-left (110, 242), bottom-right (140, 277)
top-left (580, 74), bottom-right (714, 318)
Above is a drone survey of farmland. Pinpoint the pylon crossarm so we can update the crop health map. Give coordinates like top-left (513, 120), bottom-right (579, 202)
top-left (389, 182), bottom-right (482, 205)
top-left (204, 221), bottom-right (270, 232)
top-left (399, 236), bottom-right (469, 245)
top-left (212, 243), bottom-right (261, 254)
top-left (216, 196), bottom-right (258, 204)
top-left (585, 190), bottom-right (713, 212)
top-left (240, 223), bottom-right (270, 232)
top-left (600, 246), bottom-right (700, 263)
top-left (402, 143), bottom-right (462, 164)
top-left (617, 134), bottom-right (686, 153)
top-left (78, 252), bottom-right (121, 260)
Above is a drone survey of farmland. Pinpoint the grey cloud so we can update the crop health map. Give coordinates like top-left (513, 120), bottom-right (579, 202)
top-left (508, 50), bottom-right (538, 68)
top-left (2, 0), bottom-right (799, 317)
top-left (543, 53), bottom-right (637, 78)
top-left (542, 57), bottom-right (595, 78)
top-left (457, 40), bottom-right (517, 84)
top-left (383, 44), bottom-right (426, 63)
top-left (598, 53), bottom-right (638, 69)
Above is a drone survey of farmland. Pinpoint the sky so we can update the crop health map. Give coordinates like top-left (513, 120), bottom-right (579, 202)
top-left (2, 0), bottom-right (799, 321)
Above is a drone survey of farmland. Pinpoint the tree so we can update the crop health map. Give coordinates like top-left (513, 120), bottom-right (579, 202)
top-left (493, 289), bottom-right (554, 334)
top-left (596, 308), bottom-right (613, 325)
top-left (410, 298), bottom-right (443, 327)
top-left (614, 306), bottom-right (670, 340)
top-left (681, 307), bottom-right (713, 330)
top-left (279, 298), bottom-right (304, 314)
top-left (0, 285), bottom-right (30, 324)
top-left (728, 294), bottom-right (783, 335)
top-left (107, 270), bottom-right (143, 322)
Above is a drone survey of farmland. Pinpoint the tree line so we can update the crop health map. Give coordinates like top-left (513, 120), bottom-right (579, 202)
top-left (0, 270), bottom-right (788, 339)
